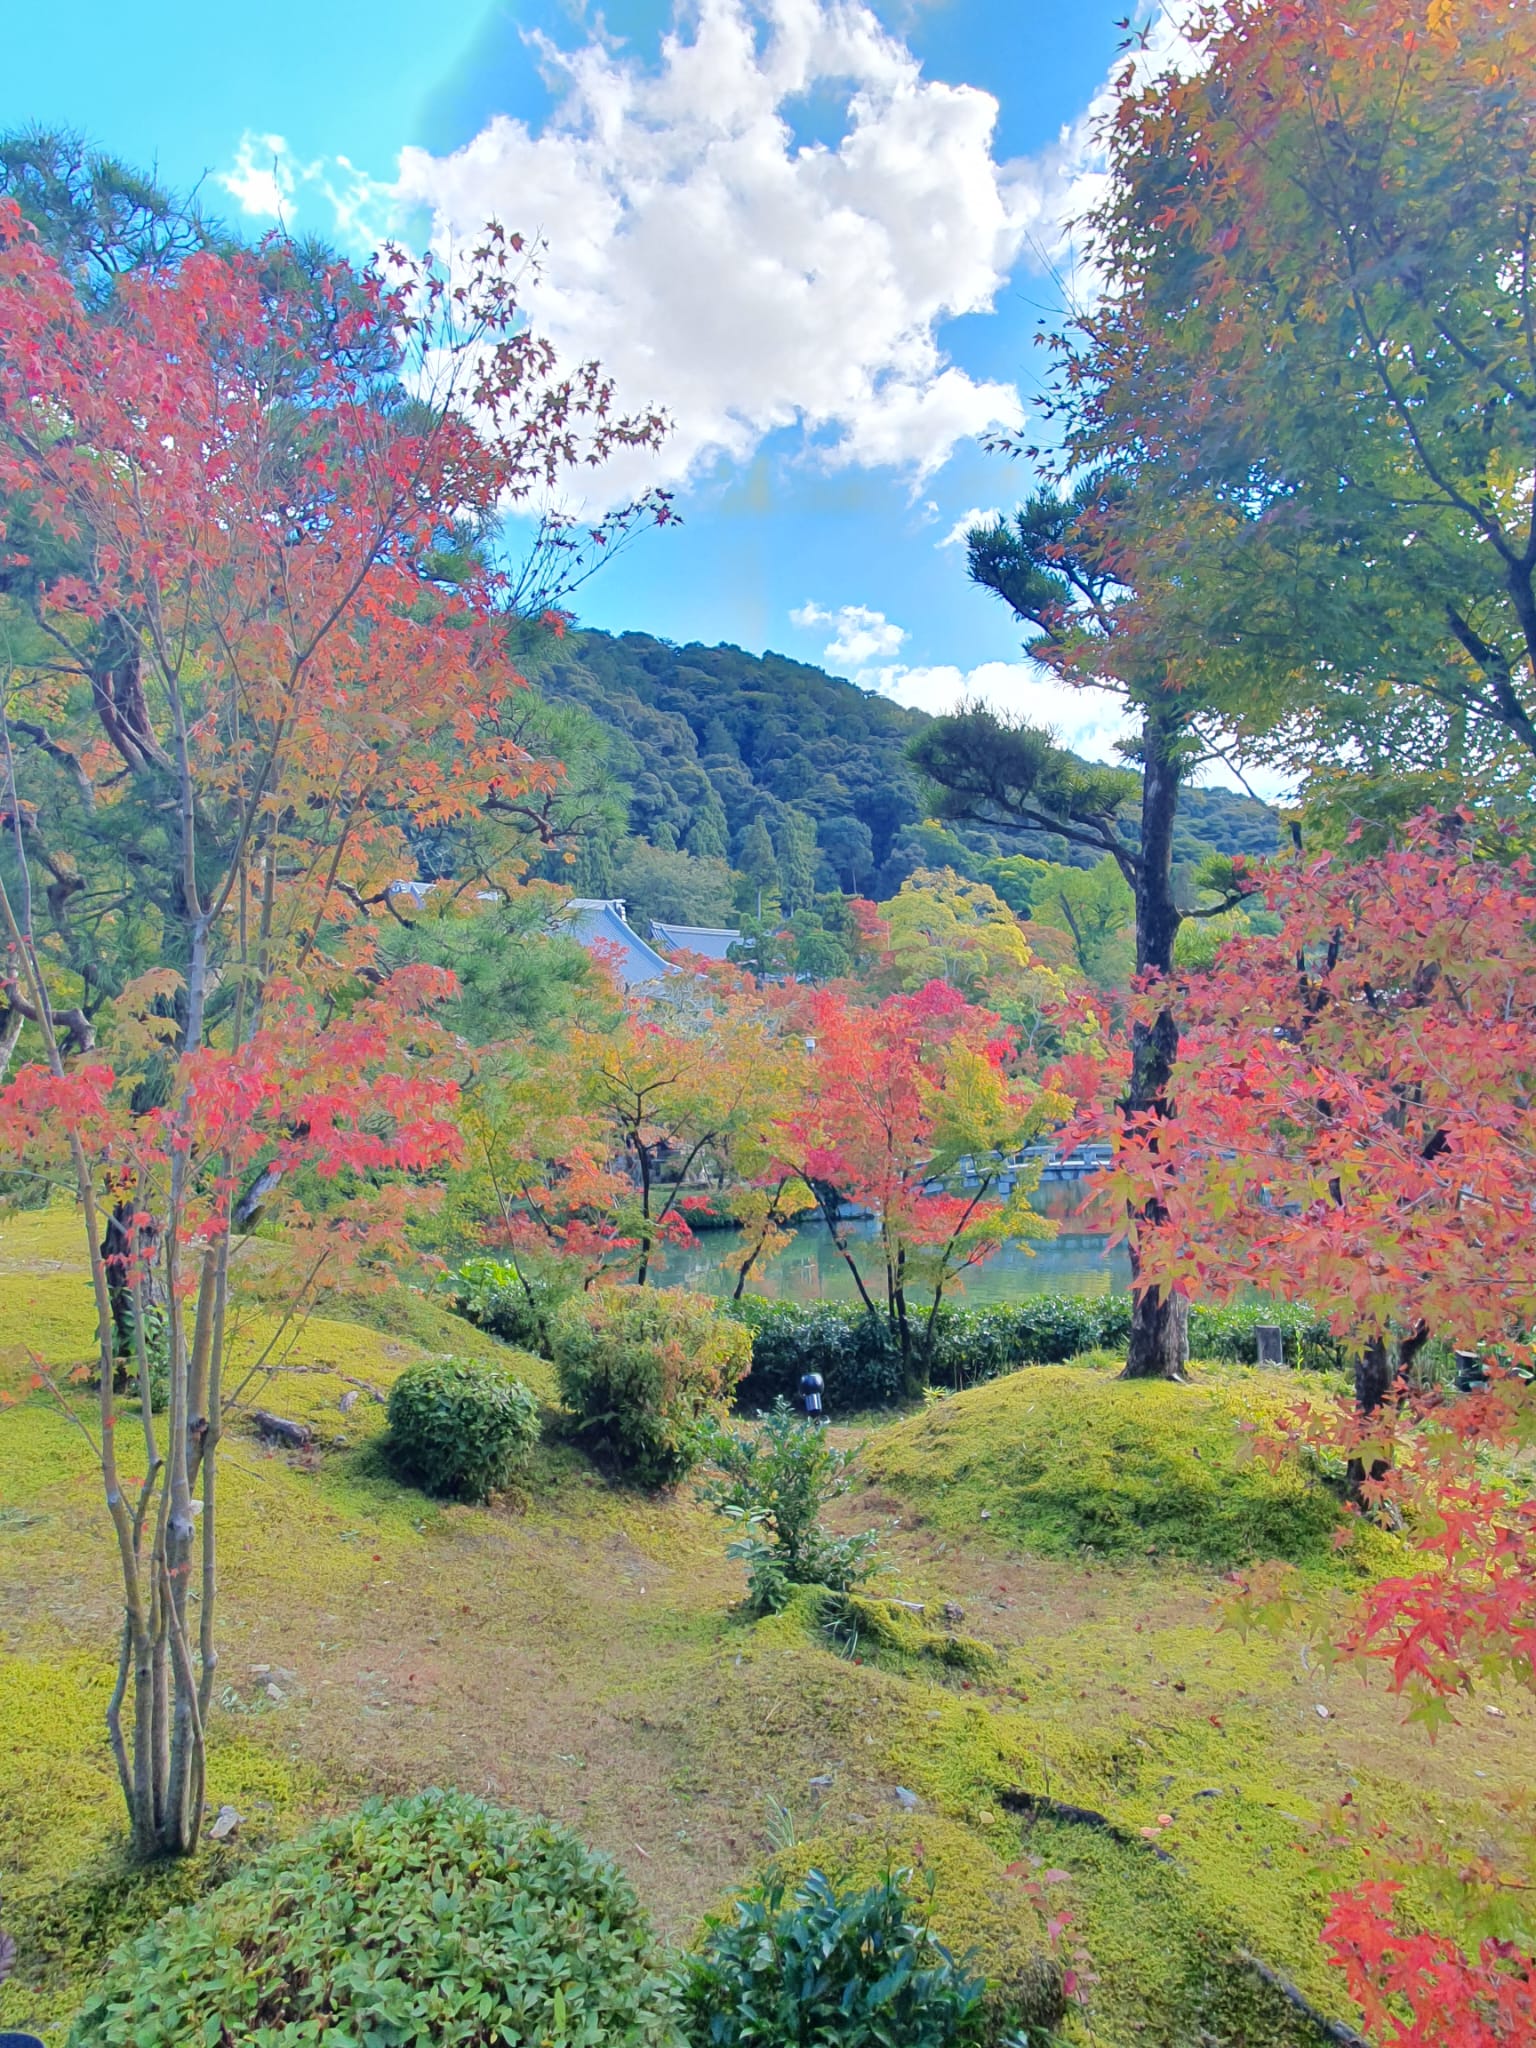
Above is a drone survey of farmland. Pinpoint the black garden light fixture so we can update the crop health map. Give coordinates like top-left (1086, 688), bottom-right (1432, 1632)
top-left (799, 1370), bottom-right (826, 1424)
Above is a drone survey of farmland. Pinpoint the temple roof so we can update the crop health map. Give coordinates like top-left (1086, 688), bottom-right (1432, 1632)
top-left (557, 899), bottom-right (677, 988)
top-left (650, 921), bottom-right (741, 961)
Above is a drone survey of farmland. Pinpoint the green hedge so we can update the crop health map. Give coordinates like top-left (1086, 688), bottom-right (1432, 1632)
top-left (731, 1298), bottom-right (904, 1412)
top-left (727, 1293), bottom-right (1345, 1411)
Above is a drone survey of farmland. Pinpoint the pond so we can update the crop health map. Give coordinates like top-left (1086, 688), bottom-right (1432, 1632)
top-left (652, 1184), bottom-right (1131, 1305)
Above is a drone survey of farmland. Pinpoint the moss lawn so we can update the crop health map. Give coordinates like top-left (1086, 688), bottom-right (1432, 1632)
top-left (1, 1205), bottom-right (1530, 2046)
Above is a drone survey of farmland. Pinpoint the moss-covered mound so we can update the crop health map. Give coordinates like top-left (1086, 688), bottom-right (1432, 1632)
top-left (865, 1364), bottom-right (1345, 1568)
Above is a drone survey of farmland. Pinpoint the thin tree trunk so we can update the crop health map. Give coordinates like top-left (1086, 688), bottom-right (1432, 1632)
top-left (101, 1201), bottom-right (140, 1390)
top-left (634, 1137), bottom-right (653, 1286)
top-left (1121, 708), bottom-right (1190, 1382)
top-left (1347, 1335), bottom-right (1395, 1504)
top-left (809, 1180), bottom-right (883, 1323)
top-left (0, 1004), bottom-right (23, 1084)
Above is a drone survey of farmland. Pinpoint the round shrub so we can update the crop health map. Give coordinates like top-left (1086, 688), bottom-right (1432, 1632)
top-left (69, 1791), bottom-right (686, 2048)
top-left (386, 1355), bottom-right (539, 1502)
top-left (682, 1866), bottom-right (987, 2048)
top-left (550, 1288), bottom-right (751, 1489)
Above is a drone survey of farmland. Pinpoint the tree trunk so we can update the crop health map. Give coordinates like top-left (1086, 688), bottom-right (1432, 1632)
top-left (893, 1255), bottom-right (922, 1399)
top-left (634, 1138), bottom-right (653, 1286)
top-left (1121, 710), bottom-right (1189, 1381)
top-left (101, 1200), bottom-right (140, 1390)
top-left (1346, 1335), bottom-right (1396, 1504)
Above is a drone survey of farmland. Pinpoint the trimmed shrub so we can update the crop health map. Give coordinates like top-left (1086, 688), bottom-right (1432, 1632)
top-left (682, 1867), bottom-right (987, 2048)
top-left (452, 1254), bottom-right (572, 1357)
top-left (68, 1789), bottom-right (687, 2047)
top-left (550, 1287), bottom-right (751, 1488)
top-left (729, 1298), bottom-right (903, 1411)
top-left (386, 1355), bottom-right (539, 1502)
top-left (729, 1292), bottom-right (1346, 1408)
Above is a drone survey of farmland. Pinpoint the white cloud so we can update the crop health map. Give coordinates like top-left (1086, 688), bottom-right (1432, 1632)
top-left (792, 600), bottom-right (906, 668)
top-left (390, 0), bottom-right (1055, 501)
top-left (864, 658), bottom-right (1138, 764)
top-left (218, 133), bottom-right (396, 243)
top-left (937, 505), bottom-right (1000, 549)
top-left (791, 599), bottom-right (1136, 761)
top-left (219, 133), bottom-right (303, 219)
top-left (218, 1), bottom-right (1195, 509)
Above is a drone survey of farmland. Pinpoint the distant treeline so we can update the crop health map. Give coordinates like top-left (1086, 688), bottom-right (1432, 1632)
top-left (529, 629), bottom-right (1278, 919)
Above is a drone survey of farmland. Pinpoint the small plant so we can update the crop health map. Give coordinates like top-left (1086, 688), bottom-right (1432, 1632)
top-left (68, 1790), bottom-right (686, 2047)
top-left (681, 1866), bottom-right (986, 2048)
top-left (386, 1356), bottom-right (539, 1503)
top-left (698, 1400), bottom-right (880, 1615)
top-left (550, 1288), bottom-right (751, 1489)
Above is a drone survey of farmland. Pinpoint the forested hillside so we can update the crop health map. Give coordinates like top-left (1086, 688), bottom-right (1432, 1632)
top-left (528, 628), bottom-right (1278, 918)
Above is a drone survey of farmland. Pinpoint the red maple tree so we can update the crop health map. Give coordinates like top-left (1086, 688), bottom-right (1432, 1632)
top-left (1111, 820), bottom-right (1536, 2041)
top-left (773, 981), bottom-right (1071, 1391)
top-left (0, 198), bottom-right (666, 1854)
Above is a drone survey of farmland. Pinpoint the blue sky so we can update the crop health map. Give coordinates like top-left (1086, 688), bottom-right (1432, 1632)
top-left (4, 0), bottom-right (1172, 764)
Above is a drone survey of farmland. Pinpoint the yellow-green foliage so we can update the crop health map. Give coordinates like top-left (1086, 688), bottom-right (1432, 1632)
top-left (866, 1364), bottom-right (1346, 1568)
top-left (0, 1203), bottom-right (558, 1422)
top-left (1, 1208), bottom-right (1521, 2048)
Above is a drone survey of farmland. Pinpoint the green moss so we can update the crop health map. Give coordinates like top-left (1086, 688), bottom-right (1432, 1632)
top-left (866, 1364), bottom-right (1348, 1570)
top-left (821, 1592), bottom-right (1000, 1679)
top-left (222, 1309), bottom-right (553, 1447)
top-left (0, 1652), bottom-right (312, 2046)
top-left (0, 1204), bottom-right (93, 1272)
top-left (0, 1274), bottom-right (99, 1396)
top-left (0, 1212), bottom-right (1520, 2048)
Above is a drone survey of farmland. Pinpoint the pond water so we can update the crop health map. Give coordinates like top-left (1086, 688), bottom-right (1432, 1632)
top-left (653, 1184), bottom-right (1131, 1305)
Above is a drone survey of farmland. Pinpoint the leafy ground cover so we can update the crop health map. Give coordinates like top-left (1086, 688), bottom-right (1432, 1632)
top-left (1, 1207), bottom-right (1530, 2046)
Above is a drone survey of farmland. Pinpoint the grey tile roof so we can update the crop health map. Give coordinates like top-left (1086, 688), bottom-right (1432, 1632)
top-left (650, 921), bottom-right (741, 961)
top-left (558, 899), bottom-right (678, 988)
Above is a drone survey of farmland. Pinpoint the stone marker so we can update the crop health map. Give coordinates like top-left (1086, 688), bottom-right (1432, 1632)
top-left (1255, 1325), bottom-right (1285, 1368)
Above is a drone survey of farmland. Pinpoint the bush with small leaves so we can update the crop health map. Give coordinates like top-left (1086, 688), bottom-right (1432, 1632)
top-left (551, 1288), bottom-right (751, 1489)
top-left (452, 1254), bottom-right (572, 1357)
top-left (698, 1400), bottom-right (880, 1615)
top-left (68, 1790), bottom-right (687, 2048)
top-left (681, 1867), bottom-right (987, 2048)
top-left (386, 1355), bottom-right (539, 1502)
top-left (730, 1297), bottom-right (903, 1411)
